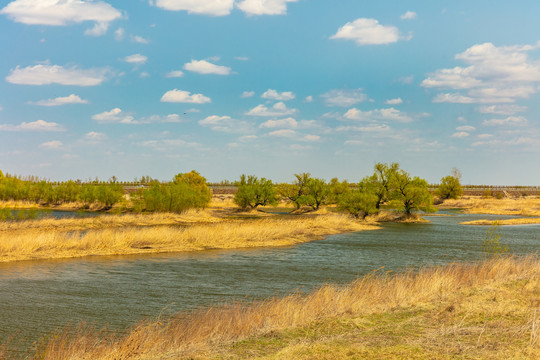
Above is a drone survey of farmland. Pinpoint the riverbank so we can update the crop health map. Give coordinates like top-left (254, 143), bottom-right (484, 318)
top-left (440, 196), bottom-right (540, 216)
top-left (23, 256), bottom-right (539, 359)
top-left (461, 217), bottom-right (540, 226)
top-left (0, 213), bottom-right (378, 263)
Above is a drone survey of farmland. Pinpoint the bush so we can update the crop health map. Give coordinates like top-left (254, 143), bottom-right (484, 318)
top-left (234, 175), bottom-right (277, 209)
top-left (436, 175), bottom-right (463, 200)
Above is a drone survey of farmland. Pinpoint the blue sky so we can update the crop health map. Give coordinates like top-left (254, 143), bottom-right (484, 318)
top-left (1, 0), bottom-right (539, 185)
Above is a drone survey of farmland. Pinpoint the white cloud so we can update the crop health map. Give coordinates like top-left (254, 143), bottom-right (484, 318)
top-left (344, 107), bottom-right (412, 123)
top-left (124, 54), bottom-right (147, 65)
top-left (432, 93), bottom-right (476, 103)
top-left (199, 115), bottom-right (251, 133)
top-left (477, 104), bottom-right (527, 115)
top-left (153, 0), bottom-right (234, 16)
top-left (166, 70), bottom-right (184, 78)
top-left (261, 89), bottom-right (295, 101)
top-left (331, 18), bottom-right (408, 46)
top-left (400, 11), bottom-right (417, 20)
top-left (139, 72), bottom-right (150, 78)
top-left (268, 129), bottom-right (296, 138)
top-left (0, 0), bottom-right (122, 35)
top-left (477, 134), bottom-right (493, 139)
top-left (399, 75), bottom-right (414, 84)
top-left (236, 0), bottom-right (298, 16)
top-left (304, 95), bottom-right (313, 103)
top-left (456, 125), bottom-right (476, 131)
top-left (235, 56), bottom-right (249, 61)
top-left (245, 102), bottom-right (296, 116)
top-left (385, 97), bottom-right (403, 105)
top-left (0, 119), bottom-right (65, 132)
top-left (303, 134), bottom-right (320, 142)
top-left (259, 117), bottom-right (297, 129)
top-left (160, 89), bottom-right (211, 104)
top-left (131, 35), bottom-right (149, 44)
top-left (240, 91), bottom-right (255, 98)
top-left (114, 27), bottom-right (125, 41)
top-left (321, 89), bottom-right (368, 107)
top-left (183, 59), bottom-right (231, 75)
top-left (452, 132), bottom-right (470, 138)
top-left (6, 64), bottom-right (109, 86)
top-left (40, 140), bottom-right (63, 149)
top-left (85, 22), bottom-right (109, 36)
top-left (338, 124), bottom-right (391, 133)
top-left (33, 94), bottom-right (88, 106)
top-left (92, 108), bottom-right (134, 124)
top-left (482, 116), bottom-right (528, 126)
top-left (239, 135), bottom-right (257, 141)
top-left (422, 42), bottom-right (540, 104)
top-left (84, 131), bottom-right (107, 141)
top-left (92, 108), bottom-right (184, 124)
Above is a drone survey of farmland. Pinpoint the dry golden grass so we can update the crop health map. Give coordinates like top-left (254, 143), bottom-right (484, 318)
top-left (461, 217), bottom-right (540, 226)
top-left (441, 196), bottom-right (540, 216)
top-left (28, 256), bottom-right (540, 359)
top-left (0, 210), bottom-right (221, 233)
top-left (0, 214), bottom-right (378, 263)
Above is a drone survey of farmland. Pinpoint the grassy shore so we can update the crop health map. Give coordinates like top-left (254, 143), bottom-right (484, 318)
top-left (461, 218), bottom-right (540, 226)
top-left (0, 213), bottom-right (378, 263)
top-left (440, 196), bottom-right (540, 216)
top-left (17, 256), bottom-right (539, 359)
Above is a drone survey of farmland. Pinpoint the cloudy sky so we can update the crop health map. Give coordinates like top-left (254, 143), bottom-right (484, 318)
top-left (1, 0), bottom-right (539, 184)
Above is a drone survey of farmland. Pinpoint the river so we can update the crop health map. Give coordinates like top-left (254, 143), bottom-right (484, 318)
top-left (1, 211), bottom-right (539, 354)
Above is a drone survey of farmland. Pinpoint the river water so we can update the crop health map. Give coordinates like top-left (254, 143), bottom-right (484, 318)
top-left (1, 211), bottom-right (539, 354)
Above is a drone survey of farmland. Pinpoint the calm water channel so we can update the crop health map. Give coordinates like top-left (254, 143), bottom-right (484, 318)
top-left (1, 211), bottom-right (539, 353)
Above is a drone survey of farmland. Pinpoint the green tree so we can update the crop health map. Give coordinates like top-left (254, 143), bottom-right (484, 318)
top-left (328, 177), bottom-right (350, 204)
top-left (369, 162), bottom-right (400, 209)
top-left (234, 174), bottom-right (277, 209)
top-left (276, 173), bottom-right (313, 210)
top-left (338, 190), bottom-right (378, 219)
top-left (305, 177), bottom-right (329, 210)
top-left (392, 170), bottom-right (433, 215)
top-left (96, 184), bottom-right (124, 209)
top-left (437, 170), bottom-right (463, 199)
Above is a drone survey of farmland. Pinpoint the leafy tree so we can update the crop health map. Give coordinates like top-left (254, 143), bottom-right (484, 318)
top-left (304, 177), bottom-right (329, 210)
top-left (437, 175), bottom-right (463, 200)
top-left (391, 170), bottom-right (433, 215)
top-left (78, 184), bottom-right (97, 207)
top-left (234, 174), bottom-right (277, 209)
top-left (328, 177), bottom-right (350, 204)
top-left (369, 162), bottom-right (400, 209)
top-left (96, 184), bottom-right (124, 209)
top-left (276, 173), bottom-right (312, 210)
top-left (338, 190), bottom-right (378, 219)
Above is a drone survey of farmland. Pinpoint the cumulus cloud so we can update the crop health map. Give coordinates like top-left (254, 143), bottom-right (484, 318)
top-left (131, 35), bottom-right (149, 44)
top-left (236, 0), bottom-right (298, 16)
top-left (456, 125), bottom-right (476, 132)
top-left (304, 95), bottom-right (313, 103)
top-left (344, 107), bottom-right (413, 123)
top-left (32, 94), bottom-right (88, 106)
top-left (259, 117), bottom-right (297, 129)
top-left (268, 129), bottom-right (296, 138)
top-left (199, 115), bottom-right (251, 133)
top-left (400, 11), bottom-right (417, 20)
top-left (160, 89), bottom-right (211, 104)
top-left (482, 116), bottom-right (528, 126)
top-left (321, 89), bottom-right (368, 107)
top-left (114, 27), bottom-right (125, 40)
top-left (331, 18), bottom-right (409, 46)
top-left (240, 91), bottom-right (255, 98)
top-left (83, 131), bottom-right (107, 142)
top-left (245, 102), bottom-right (296, 116)
top-left (183, 59), bottom-right (231, 75)
top-left (452, 132), bottom-right (470, 138)
top-left (153, 0), bottom-right (234, 16)
top-left (422, 42), bottom-right (540, 104)
top-left (40, 140), bottom-right (63, 149)
top-left (0, 119), bottom-right (65, 132)
top-left (476, 104), bottom-right (527, 115)
top-left (166, 70), bottom-right (184, 78)
top-left (261, 89), bottom-right (295, 101)
top-left (6, 64), bottom-right (109, 86)
top-left (0, 0), bottom-right (122, 35)
top-left (124, 54), bottom-right (147, 65)
top-left (92, 108), bottom-right (184, 124)
top-left (385, 97), bottom-right (403, 105)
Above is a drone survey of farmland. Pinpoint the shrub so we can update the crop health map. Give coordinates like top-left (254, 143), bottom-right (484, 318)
top-left (234, 175), bottom-right (277, 209)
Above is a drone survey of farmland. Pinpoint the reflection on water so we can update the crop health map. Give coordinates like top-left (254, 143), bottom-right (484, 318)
top-left (1, 211), bottom-right (539, 352)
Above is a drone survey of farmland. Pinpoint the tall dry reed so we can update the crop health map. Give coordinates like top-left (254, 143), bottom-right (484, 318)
top-left (30, 256), bottom-right (540, 359)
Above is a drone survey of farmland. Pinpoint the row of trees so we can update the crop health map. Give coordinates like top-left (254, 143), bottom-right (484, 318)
top-left (0, 170), bottom-right (212, 213)
top-left (234, 163), bottom-right (463, 218)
